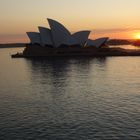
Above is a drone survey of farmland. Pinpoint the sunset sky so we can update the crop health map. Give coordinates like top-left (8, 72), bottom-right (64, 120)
top-left (0, 0), bottom-right (140, 43)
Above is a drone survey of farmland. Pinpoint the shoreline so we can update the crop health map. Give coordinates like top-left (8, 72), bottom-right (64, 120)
top-left (11, 47), bottom-right (140, 58)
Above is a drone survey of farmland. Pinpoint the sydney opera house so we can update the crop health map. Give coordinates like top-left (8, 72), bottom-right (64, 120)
top-left (26, 18), bottom-right (108, 48)
top-left (20, 18), bottom-right (109, 57)
top-left (11, 18), bottom-right (140, 57)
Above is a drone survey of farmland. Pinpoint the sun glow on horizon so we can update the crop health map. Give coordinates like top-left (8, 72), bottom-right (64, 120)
top-left (134, 32), bottom-right (140, 40)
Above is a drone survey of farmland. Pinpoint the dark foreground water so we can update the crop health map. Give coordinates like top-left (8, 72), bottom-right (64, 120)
top-left (0, 47), bottom-right (140, 140)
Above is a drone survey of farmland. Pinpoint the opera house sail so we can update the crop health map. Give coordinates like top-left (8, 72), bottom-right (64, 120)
top-left (27, 32), bottom-right (41, 45)
top-left (47, 18), bottom-right (72, 47)
top-left (38, 27), bottom-right (53, 47)
top-left (87, 37), bottom-right (109, 48)
top-left (72, 31), bottom-right (91, 46)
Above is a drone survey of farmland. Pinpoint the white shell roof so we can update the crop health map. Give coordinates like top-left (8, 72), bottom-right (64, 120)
top-left (27, 32), bottom-right (41, 44)
top-left (72, 31), bottom-right (90, 46)
top-left (87, 37), bottom-right (109, 48)
top-left (47, 18), bottom-right (71, 47)
top-left (38, 27), bottom-right (53, 46)
top-left (47, 19), bottom-right (90, 47)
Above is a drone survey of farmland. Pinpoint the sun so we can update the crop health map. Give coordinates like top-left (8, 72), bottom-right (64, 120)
top-left (134, 33), bottom-right (140, 40)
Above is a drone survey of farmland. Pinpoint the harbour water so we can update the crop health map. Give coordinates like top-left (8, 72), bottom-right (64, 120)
top-left (0, 46), bottom-right (140, 139)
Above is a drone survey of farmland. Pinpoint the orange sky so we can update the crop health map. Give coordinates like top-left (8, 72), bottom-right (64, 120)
top-left (0, 0), bottom-right (140, 43)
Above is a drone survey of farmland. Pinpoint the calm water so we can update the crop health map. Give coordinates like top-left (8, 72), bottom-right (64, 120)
top-left (0, 47), bottom-right (140, 140)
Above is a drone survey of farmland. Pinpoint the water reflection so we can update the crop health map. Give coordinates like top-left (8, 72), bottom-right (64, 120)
top-left (24, 57), bottom-right (108, 106)
top-left (25, 57), bottom-right (107, 91)
top-left (23, 57), bottom-right (110, 126)
top-left (110, 45), bottom-right (140, 50)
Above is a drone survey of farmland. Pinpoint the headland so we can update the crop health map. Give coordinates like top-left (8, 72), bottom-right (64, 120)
top-left (11, 18), bottom-right (140, 58)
